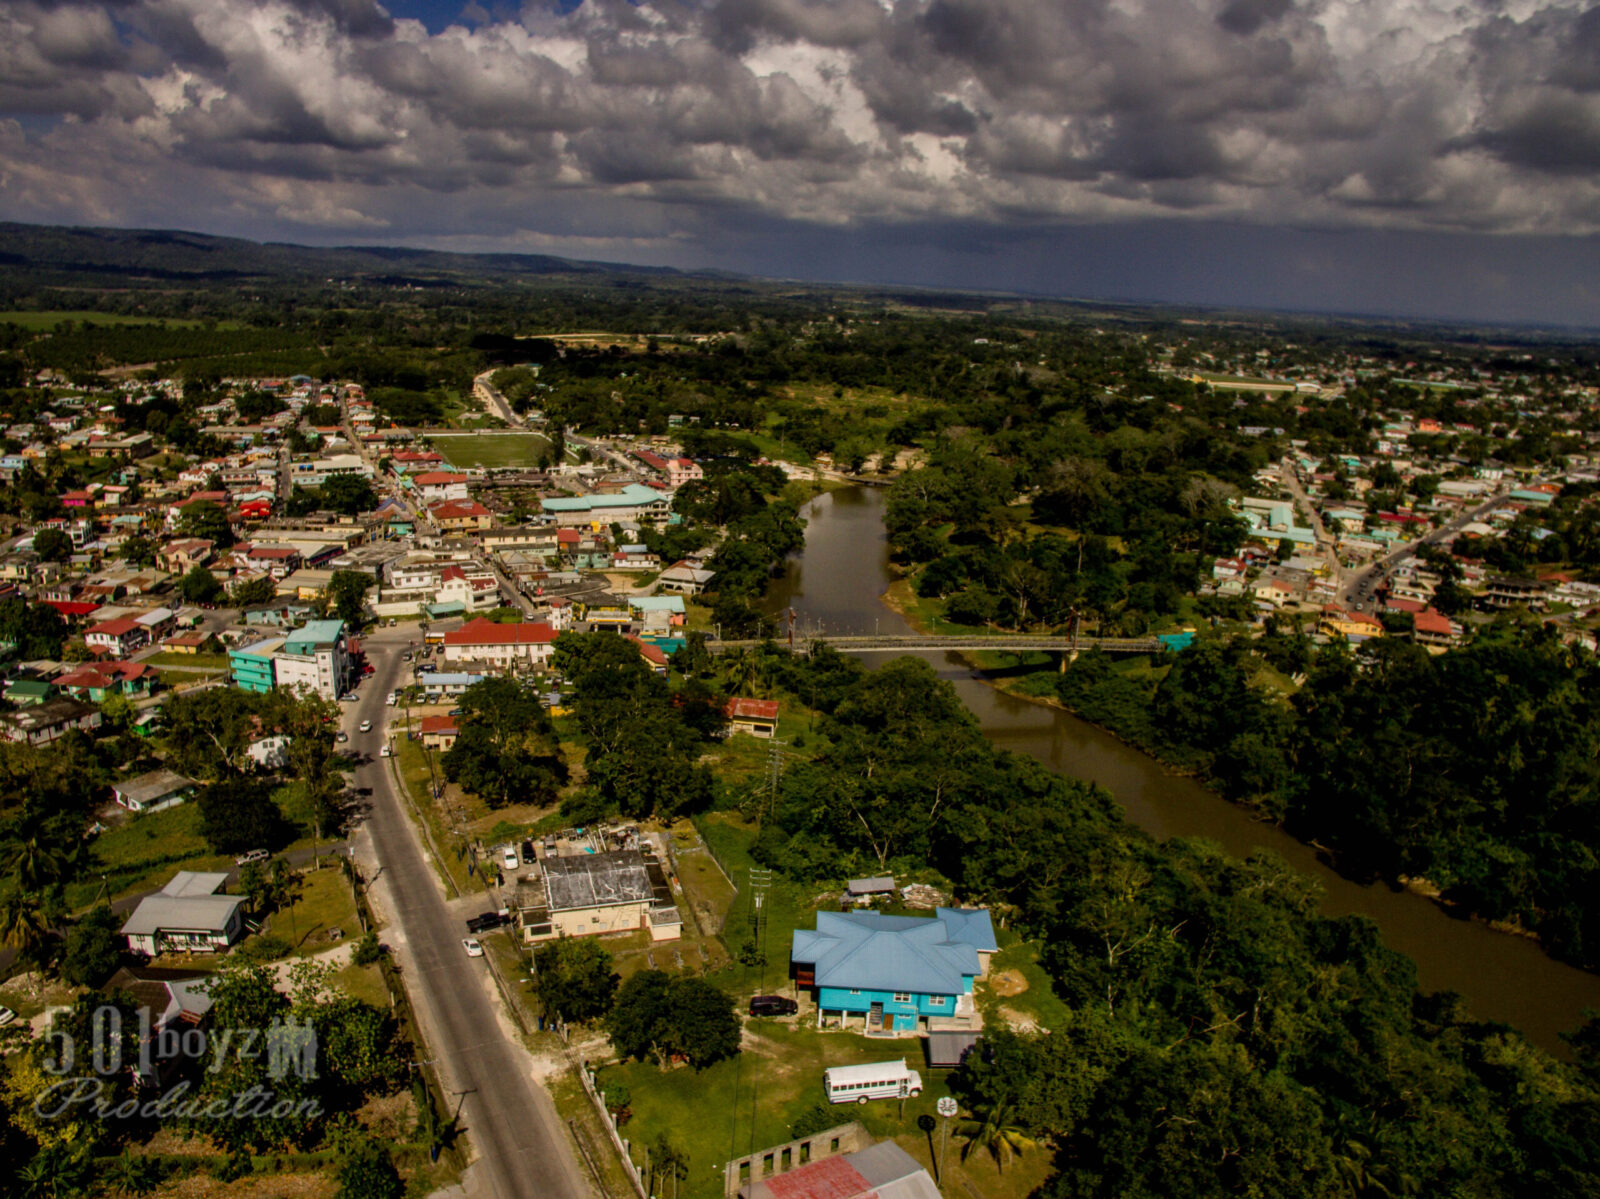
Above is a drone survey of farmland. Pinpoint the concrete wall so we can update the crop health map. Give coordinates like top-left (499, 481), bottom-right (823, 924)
top-left (552, 900), bottom-right (648, 938)
top-left (722, 1122), bottom-right (869, 1198)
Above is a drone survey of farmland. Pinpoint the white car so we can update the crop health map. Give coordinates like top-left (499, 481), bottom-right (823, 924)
top-left (235, 849), bottom-right (270, 866)
top-left (386, 692), bottom-right (397, 706)
top-left (379, 745), bottom-right (392, 758)
top-left (502, 848), bottom-right (519, 872)
top-left (0, 1007), bottom-right (17, 1026)
top-left (462, 938), bottom-right (484, 958)
top-left (358, 720), bottom-right (372, 733)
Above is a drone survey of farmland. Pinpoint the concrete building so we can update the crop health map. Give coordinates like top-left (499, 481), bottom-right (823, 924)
top-left (274, 619), bottom-right (351, 699)
top-left (540, 483), bottom-right (673, 527)
top-left (441, 617), bottom-right (559, 668)
top-left (518, 848), bottom-right (681, 943)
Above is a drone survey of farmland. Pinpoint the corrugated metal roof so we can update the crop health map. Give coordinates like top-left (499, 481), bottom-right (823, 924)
top-left (793, 910), bottom-right (984, 996)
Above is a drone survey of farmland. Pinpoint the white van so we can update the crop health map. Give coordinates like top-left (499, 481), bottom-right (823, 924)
top-left (823, 1060), bottom-right (922, 1104)
top-left (386, 692), bottom-right (398, 706)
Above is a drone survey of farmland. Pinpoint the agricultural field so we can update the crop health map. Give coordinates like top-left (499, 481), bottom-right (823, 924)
top-left (433, 431), bottom-right (554, 470)
top-left (0, 310), bottom-right (223, 330)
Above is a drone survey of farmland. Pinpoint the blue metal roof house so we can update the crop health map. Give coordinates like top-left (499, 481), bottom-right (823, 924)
top-left (792, 908), bottom-right (996, 1033)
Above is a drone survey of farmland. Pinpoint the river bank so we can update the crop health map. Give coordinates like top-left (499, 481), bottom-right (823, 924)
top-left (886, 549), bottom-right (1560, 954)
top-left (764, 483), bottom-right (1600, 1053)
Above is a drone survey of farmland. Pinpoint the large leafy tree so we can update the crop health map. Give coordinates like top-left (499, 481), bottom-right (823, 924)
top-left (533, 937), bottom-right (619, 1025)
top-left (176, 499), bottom-right (233, 547)
top-left (177, 564), bottom-right (224, 605)
top-left (0, 600), bottom-right (67, 659)
top-left (441, 676), bottom-right (567, 810)
top-left (327, 570), bottom-right (375, 624)
top-left (197, 776), bottom-right (287, 855)
top-left (607, 971), bottom-right (739, 1070)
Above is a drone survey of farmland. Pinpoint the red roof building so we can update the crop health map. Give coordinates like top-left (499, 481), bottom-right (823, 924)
top-left (441, 618), bottom-right (558, 667)
top-left (725, 697), bottom-right (779, 737)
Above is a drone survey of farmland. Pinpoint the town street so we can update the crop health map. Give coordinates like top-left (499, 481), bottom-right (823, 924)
top-left (1337, 487), bottom-right (1514, 608)
top-left (348, 632), bottom-right (589, 1199)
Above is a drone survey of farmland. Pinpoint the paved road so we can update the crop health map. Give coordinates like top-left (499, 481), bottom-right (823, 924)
top-left (349, 635), bottom-right (588, 1199)
top-left (473, 370), bottom-right (524, 427)
top-left (1337, 488), bottom-right (1513, 609)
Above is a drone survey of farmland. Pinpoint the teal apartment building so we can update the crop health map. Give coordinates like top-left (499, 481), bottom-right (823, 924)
top-left (791, 908), bottom-right (997, 1033)
top-left (228, 637), bottom-right (282, 693)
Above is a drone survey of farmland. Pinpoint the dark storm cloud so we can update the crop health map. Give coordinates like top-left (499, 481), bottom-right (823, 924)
top-left (2, 0), bottom-right (1600, 323)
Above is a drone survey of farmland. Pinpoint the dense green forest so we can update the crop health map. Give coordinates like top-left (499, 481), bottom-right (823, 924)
top-left (1054, 628), bottom-right (1600, 969)
top-left (672, 644), bottom-right (1600, 1198)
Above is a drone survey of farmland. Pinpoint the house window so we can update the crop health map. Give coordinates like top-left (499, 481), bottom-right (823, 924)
top-left (929, 996), bottom-right (945, 1007)
top-left (848, 989), bottom-right (860, 995)
top-left (893, 992), bottom-right (911, 1003)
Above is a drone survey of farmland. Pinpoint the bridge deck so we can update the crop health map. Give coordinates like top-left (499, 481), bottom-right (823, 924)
top-left (709, 635), bottom-right (1160, 655)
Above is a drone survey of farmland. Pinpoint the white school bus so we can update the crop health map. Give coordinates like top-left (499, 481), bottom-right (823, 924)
top-left (823, 1060), bottom-right (923, 1104)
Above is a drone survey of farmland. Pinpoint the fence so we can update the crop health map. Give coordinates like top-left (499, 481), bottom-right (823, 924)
top-left (579, 1065), bottom-right (651, 1199)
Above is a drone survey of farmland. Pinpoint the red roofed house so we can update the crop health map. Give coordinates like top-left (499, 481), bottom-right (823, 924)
top-left (85, 617), bottom-right (151, 657)
top-left (1413, 607), bottom-right (1459, 647)
top-left (55, 660), bottom-right (157, 701)
top-left (414, 472), bottom-right (471, 504)
top-left (418, 715), bottom-right (460, 751)
top-left (725, 697), bottom-right (780, 738)
top-left (44, 600), bottom-right (103, 623)
top-left (430, 500), bottom-right (493, 532)
top-left (627, 635), bottom-right (670, 674)
top-left (441, 618), bottom-right (558, 668)
top-left (61, 489), bottom-right (95, 510)
top-left (158, 539), bottom-right (214, 575)
top-left (245, 545), bottom-right (303, 579)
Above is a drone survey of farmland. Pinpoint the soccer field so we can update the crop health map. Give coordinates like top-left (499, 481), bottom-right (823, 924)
top-left (433, 432), bottom-right (553, 470)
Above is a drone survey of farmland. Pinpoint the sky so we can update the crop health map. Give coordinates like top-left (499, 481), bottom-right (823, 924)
top-left (4, 0), bottom-right (1600, 326)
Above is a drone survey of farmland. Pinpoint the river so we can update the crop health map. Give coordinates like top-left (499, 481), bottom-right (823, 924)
top-left (763, 485), bottom-right (1600, 1054)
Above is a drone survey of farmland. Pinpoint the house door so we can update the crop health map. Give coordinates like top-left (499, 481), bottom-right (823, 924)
top-left (869, 1002), bottom-right (884, 1030)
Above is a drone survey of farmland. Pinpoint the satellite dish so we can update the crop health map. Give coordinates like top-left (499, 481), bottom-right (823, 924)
top-left (937, 1097), bottom-right (958, 1118)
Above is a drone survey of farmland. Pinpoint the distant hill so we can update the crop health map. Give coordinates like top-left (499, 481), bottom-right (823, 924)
top-left (0, 221), bottom-right (697, 289)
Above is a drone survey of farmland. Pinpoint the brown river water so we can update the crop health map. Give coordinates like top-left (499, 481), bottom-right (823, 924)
top-left (763, 485), bottom-right (1600, 1054)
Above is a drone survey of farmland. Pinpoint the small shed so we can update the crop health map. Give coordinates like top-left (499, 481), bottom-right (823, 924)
top-left (846, 876), bottom-right (896, 905)
top-left (113, 769), bottom-right (198, 814)
top-left (925, 1030), bottom-right (983, 1069)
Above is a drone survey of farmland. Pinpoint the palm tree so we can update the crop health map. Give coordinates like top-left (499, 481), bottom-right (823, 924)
top-left (959, 1099), bottom-right (1037, 1174)
top-left (108, 1148), bottom-right (160, 1196)
top-left (0, 892), bottom-right (54, 997)
top-left (4, 836), bottom-right (70, 894)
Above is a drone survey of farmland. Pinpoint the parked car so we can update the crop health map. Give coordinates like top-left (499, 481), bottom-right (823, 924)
top-left (358, 720), bottom-right (372, 733)
top-left (462, 938), bottom-right (483, 958)
top-left (402, 652), bottom-right (412, 662)
top-left (386, 692), bottom-right (398, 706)
top-left (749, 995), bottom-right (799, 1017)
top-left (339, 693), bottom-right (357, 703)
top-left (337, 731), bottom-right (349, 743)
top-left (379, 745), bottom-right (392, 758)
top-left (466, 912), bottom-right (503, 933)
top-left (235, 849), bottom-right (270, 866)
top-left (0, 1007), bottom-right (15, 1026)
top-left (502, 848), bottom-right (519, 872)
top-left (520, 839), bottom-right (536, 863)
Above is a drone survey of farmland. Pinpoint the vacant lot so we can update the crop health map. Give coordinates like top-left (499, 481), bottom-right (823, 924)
top-left (599, 1018), bottom-right (1052, 1199)
top-left (434, 432), bottom-right (553, 470)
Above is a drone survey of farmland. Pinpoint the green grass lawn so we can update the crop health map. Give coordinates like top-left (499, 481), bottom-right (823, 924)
top-left (265, 865), bottom-right (359, 957)
top-left (601, 1021), bottom-right (962, 1199)
top-left (392, 735), bottom-right (485, 896)
top-left (335, 960), bottom-right (388, 1008)
top-left (143, 651), bottom-right (229, 669)
top-left (434, 432), bottom-right (553, 470)
top-left (975, 930), bottom-right (1071, 1034)
top-left (67, 784), bottom-right (339, 910)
